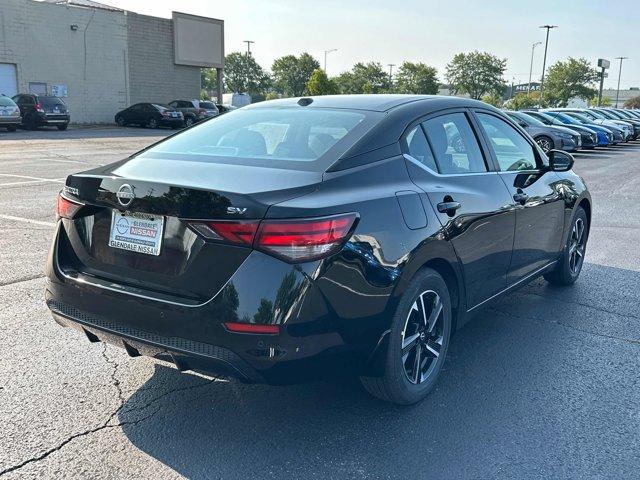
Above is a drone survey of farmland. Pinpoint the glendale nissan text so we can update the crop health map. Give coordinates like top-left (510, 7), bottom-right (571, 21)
top-left (46, 95), bottom-right (591, 404)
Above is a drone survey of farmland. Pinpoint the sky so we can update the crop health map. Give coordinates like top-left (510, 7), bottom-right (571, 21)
top-left (105, 0), bottom-right (639, 90)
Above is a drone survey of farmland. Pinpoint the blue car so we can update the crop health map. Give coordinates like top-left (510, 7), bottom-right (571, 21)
top-left (543, 110), bottom-right (612, 147)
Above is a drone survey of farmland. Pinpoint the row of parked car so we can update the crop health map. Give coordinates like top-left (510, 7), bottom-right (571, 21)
top-left (0, 93), bottom-right (70, 131)
top-left (114, 100), bottom-right (235, 129)
top-left (0, 95), bottom-right (237, 132)
top-left (505, 107), bottom-right (640, 153)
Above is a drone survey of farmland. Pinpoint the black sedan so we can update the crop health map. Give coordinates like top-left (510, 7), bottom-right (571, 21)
top-left (47, 95), bottom-right (591, 405)
top-left (115, 103), bottom-right (184, 129)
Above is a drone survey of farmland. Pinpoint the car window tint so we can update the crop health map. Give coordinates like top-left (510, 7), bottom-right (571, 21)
top-left (403, 125), bottom-right (438, 172)
top-left (477, 113), bottom-right (538, 171)
top-left (422, 113), bottom-right (486, 174)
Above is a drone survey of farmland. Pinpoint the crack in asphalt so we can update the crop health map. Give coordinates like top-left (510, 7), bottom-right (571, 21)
top-left (520, 288), bottom-right (640, 322)
top-left (489, 306), bottom-right (640, 346)
top-left (0, 345), bottom-right (215, 477)
top-left (0, 274), bottom-right (45, 287)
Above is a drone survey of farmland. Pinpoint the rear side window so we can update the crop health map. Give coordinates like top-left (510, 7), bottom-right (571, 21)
top-left (140, 107), bottom-right (374, 170)
top-left (199, 102), bottom-right (216, 109)
top-left (403, 125), bottom-right (438, 172)
top-left (476, 113), bottom-right (538, 171)
top-left (422, 113), bottom-right (487, 174)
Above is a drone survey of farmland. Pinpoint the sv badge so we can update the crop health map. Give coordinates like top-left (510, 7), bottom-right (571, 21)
top-left (226, 207), bottom-right (248, 215)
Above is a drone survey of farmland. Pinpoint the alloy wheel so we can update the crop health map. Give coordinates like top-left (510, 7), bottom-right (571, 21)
top-left (400, 290), bottom-right (444, 385)
top-left (569, 217), bottom-right (586, 274)
top-left (537, 138), bottom-right (552, 153)
top-left (185, 117), bottom-right (194, 127)
top-left (148, 118), bottom-right (158, 129)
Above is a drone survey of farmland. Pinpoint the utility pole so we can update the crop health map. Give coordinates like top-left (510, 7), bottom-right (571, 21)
top-left (324, 49), bottom-right (337, 73)
top-left (387, 63), bottom-right (395, 86)
top-left (538, 25), bottom-right (558, 103)
top-left (614, 56), bottom-right (629, 107)
top-left (243, 40), bottom-right (255, 56)
top-left (528, 41), bottom-right (542, 94)
top-left (242, 41), bottom-right (255, 94)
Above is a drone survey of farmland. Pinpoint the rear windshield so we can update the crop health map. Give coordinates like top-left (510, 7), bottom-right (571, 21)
top-left (139, 107), bottom-right (381, 171)
top-left (152, 104), bottom-right (170, 111)
top-left (41, 97), bottom-right (65, 107)
top-left (199, 102), bottom-right (216, 109)
top-left (0, 96), bottom-right (16, 107)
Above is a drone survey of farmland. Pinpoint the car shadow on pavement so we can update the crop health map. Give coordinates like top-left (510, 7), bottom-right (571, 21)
top-left (118, 262), bottom-right (640, 479)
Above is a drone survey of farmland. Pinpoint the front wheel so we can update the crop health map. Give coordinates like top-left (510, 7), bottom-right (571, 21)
top-left (544, 206), bottom-right (589, 286)
top-left (6, 125), bottom-right (17, 132)
top-left (536, 136), bottom-right (553, 153)
top-left (360, 268), bottom-right (452, 405)
top-left (115, 116), bottom-right (126, 127)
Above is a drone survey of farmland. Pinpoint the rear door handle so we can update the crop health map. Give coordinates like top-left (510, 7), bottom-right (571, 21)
top-left (437, 201), bottom-right (462, 216)
top-left (513, 193), bottom-right (529, 204)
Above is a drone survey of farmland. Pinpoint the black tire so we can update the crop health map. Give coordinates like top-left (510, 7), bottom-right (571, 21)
top-left (115, 116), bottom-right (126, 127)
top-left (184, 116), bottom-right (195, 127)
top-left (536, 135), bottom-right (554, 153)
top-left (360, 268), bottom-right (452, 405)
top-left (57, 124), bottom-right (68, 131)
top-left (544, 206), bottom-right (589, 286)
top-left (6, 125), bottom-right (16, 132)
top-left (147, 117), bottom-right (159, 129)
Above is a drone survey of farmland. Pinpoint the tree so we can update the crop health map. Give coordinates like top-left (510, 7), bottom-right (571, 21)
top-left (306, 69), bottom-right (339, 96)
top-left (505, 91), bottom-right (543, 110)
top-left (623, 96), bottom-right (640, 109)
top-left (543, 58), bottom-right (598, 107)
top-left (223, 52), bottom-right (271, 96)
top-left (201, 68), bottom-right (219, 93)
top-left (271, 53), bottom-right (320, 97)
top-left (589, 96), bottom-right (612, 107)
top-left (335, 62), bottom-right (390, 94)
top-left (481, 92), bottom-right (503, 108)
top-left (394, 62), bottom-right (439, 94)
top-left (445, 51), bottom-right (507, 99)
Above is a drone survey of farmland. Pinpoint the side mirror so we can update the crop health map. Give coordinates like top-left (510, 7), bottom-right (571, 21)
top-left (547, 149), bottom-right (574, 172)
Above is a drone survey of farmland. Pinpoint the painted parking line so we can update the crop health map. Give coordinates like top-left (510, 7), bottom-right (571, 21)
top-left (0, 174), bottom-right (65, 183)
top-left (0, 179), bottom-right (65, 187)
top-left (0, 214), bottom-right (56, 228)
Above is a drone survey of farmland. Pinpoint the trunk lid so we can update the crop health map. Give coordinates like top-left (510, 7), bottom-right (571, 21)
top-left (59, 157), bottom-right (321, 303)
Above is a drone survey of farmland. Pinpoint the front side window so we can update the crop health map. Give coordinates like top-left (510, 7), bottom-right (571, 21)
top-left (403, 125), bottom-right (438, 172)
top-left (477, 113), bottom-right (538, 172)
top-left (422, 113), bottom-right (487, 174)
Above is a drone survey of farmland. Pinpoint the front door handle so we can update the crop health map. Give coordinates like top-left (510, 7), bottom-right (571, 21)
top-left (437, 200), bottom-right (462, 216)
top-left (513, 192), bottom-right (529, 204)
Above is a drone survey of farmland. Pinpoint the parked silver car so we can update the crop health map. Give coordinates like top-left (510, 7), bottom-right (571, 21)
top-left (167, 99), bottom-right (219, 127)
top-left (0, 95), bottom-right (21, 132)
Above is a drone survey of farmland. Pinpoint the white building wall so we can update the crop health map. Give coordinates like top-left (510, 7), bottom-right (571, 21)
top-left (0, 0), bottom-right (128, 123)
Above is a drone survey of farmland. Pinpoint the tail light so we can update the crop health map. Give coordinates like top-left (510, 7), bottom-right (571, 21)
top-left (197, 108), bottom-right (207, 115)
top-left (56, 193), bottom-right (83, 220)
top-left (187, 213), bottom-right (358, 263)
top-left (35, 103), bottom-right (44, 113)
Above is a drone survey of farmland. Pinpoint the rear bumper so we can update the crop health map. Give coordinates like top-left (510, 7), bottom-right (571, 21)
top-left (0, 116), bottom-right (20, 126)
top-left (35, 113), bottom-right (70, 126)
top-left (45, 222), bottom-right (393, 384)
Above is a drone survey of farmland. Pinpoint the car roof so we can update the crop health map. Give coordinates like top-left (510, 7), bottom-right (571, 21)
top-left (247, 94), bottom-right (488, 113)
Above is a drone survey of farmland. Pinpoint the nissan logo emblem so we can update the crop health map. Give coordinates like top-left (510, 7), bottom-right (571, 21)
top-left (116, 184), bottom-right (135, 207)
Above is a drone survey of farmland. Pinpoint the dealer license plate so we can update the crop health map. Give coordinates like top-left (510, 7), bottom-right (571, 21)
top-left (108, 211), bottom-right (164, 256)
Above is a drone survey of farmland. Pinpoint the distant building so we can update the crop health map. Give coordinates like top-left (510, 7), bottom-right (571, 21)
top-left (0, 0), bottom-right (224, 123)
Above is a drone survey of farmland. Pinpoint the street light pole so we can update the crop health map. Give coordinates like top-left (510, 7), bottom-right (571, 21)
top-left (614, 56), bottom-right (629, 107)
top-left (538, 25), bottom-right (558, 103)
top-left (243, 40), bottom-right (255, 56)
top-left (242, 41), bottom-right (255, 95)
top-left (324, 49), bottom-right (337, 73)
top-left (528, 41), bottom-right (542, 94)
top-left (388, 63), bottom-right (395, 85)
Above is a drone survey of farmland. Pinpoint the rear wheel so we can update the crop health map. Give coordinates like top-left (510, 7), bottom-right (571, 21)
top-left (57, 124), bottom-right (68, 131)
top-left (360, 268), bottom-right (452, 405)
top-left (185, 116), bottom-right (195, 127)
top-left (147, 117), bottom-right (158, 129)
top-left (115, 116), bottom-right (125, 127)
top-left (536, 135), bottom-right (553, 153)
top-left (544, 206), bottom-right (589, 286)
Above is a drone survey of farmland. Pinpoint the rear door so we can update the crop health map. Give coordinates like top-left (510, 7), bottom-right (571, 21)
top-left (472, 110), bottom-right (565, 284)
top-left (403, 109), bottom-right (516, 309)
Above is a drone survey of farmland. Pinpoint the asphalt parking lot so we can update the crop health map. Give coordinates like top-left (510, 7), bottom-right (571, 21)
top-left (1, 127), bottom-right (639, 479)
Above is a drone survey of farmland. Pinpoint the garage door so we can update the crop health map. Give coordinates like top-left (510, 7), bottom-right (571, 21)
top-left (0, 64), bottom-right (18, 97)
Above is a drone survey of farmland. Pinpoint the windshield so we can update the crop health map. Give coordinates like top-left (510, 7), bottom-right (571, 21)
top-left (522, 111), bottom-right (555, 124)
top-left (0, 96), bottom-right (16, 107)
top-left (548, 112), bottom-right (579, 124)
top-left (584, 110), bottom-right (605, 119)
top-left (566, 112), bottom-right (591, 123)
top-left (594, 109), bottom-right (617, 119)
top-left (139, 107), bottom-right (380, 171)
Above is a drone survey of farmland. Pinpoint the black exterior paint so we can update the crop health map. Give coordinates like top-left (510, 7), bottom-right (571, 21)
top-left (45, 95), bottom-right (591, 384)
